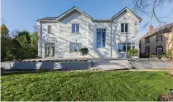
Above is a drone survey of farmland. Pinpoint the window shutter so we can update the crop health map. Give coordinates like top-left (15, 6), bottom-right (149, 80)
top-left (72, 24), bottom-right (75, 33)
top-left (102, 31), bottom-right (106, 47)
top-left (125, 23), bottom-right (128, 32)
top-left (48, 25), bottom-right (51, 33)
top-left (76, 24), bottom-right (79, 33)
top-left (121, 24), bottom-right (124, 32)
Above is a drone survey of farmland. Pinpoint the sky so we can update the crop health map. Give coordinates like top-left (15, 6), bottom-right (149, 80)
top-left (1, 0), bottom-right (173, 37)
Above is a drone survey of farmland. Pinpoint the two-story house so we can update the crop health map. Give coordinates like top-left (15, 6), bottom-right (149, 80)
top-left (37, 6), bottom-right (142, 58)
top-left (140, 23), bottom-right (173, 57)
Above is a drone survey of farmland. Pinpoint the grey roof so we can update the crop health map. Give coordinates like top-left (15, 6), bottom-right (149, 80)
top-left (37, 6), bottom-right (93, 21)
top-left (37, 17), bottom-right (57, 21)
top-left (93, 19), bottom-right (112, 22)
top-left (37, 6), bottom-right (142, 22)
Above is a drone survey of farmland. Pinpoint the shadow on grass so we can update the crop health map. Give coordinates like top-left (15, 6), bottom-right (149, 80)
top-left (1, 69), bottom-right (80, 76)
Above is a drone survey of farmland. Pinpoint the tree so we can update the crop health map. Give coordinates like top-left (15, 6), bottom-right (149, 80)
top-left (29, 32), bottom-right (38, 58)
top-left (0, 24), bottom-right (12, 61)
top-left (1, 24), bottom-right (9, 37)
top-left (128, 48), bottom-right (138, 58)
top-left (132, 0), bottom-right (173, 26)
top-left (79, 48), bottom-right (89, 57)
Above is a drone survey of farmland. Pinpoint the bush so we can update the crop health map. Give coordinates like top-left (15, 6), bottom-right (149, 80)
top-left (165, 50), bottom-right (173, 60)
top-left (159, 93), bottom-right (173, 101)
top-left (128, 48), bottom-right (138, 57)
top-left (79, 48), bottom-right (89, 57)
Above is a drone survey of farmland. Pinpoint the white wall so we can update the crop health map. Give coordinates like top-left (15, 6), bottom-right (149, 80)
top-left (37, 10), bottom-right (140, 58)
top-left (112, 11), bottom-right (139, 57)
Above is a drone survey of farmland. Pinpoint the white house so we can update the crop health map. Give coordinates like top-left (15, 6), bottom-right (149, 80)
top-left (36, 6), bottom-right (142, 58)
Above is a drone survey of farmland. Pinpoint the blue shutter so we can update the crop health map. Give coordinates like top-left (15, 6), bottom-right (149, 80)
top-left (102, 31), bottom-right (106, 47)
top-left (125, 23), bottom-right (128, 32)
top-left (72, 24), bottom-right (75, 33)
top-left (121, 24), bottom-right (124, 32)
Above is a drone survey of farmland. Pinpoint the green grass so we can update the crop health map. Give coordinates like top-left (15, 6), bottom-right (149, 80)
top-left (1, 71), bottom-right (173, 101)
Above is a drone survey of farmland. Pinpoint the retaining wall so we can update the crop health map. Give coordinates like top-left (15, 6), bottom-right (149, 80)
top-left (1, 61), bottom-right (91, 70)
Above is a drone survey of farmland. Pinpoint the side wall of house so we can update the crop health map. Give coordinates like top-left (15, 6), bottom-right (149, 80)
top-left (112, 11), bottom-right (140, 58)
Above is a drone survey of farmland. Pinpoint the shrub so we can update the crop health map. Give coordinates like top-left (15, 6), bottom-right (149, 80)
top-left (79, 48), bottom-right (89, 57)
top-left (165, 50), bottom-right (173, 60)
top-left (159, 93), bottom-right (173, 101)
top-left (128, 48), bottom-right (138, 57)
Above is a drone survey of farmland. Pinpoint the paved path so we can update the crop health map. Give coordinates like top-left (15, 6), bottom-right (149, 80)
top-left (90, 60), bottom-right (131, 70)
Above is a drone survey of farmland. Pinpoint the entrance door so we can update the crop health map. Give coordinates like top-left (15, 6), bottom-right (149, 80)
top-left (156, 47), bottom-right (163, 55)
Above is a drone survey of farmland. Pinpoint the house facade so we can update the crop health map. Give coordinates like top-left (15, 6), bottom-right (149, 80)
top-left (37, 6), bottom-right (142, 58)
top-left (140, 23), bottom-right (173, 57)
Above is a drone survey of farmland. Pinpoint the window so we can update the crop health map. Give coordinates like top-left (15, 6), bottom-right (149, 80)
top-left (145, 46), bottom-right (150, 54)
top-left (70, 43), bottom-right (81, 52)
top-left (118, 43), bottom-right (126, 52)
top-left (97, 28), bottom-right (106, 48)
top-left (48, 25), bottom-right (51, 33)
top-left (45, 43), bottom-right (55, 57)
top-left (156, 35), bottom-right (162, 42)
top-left (118, 43), bottom-right (135, 52)
top-left (72, 24), bottom-right (79, 33)
top-left (121, 23), bottom-right (128, 33)
top-left (145, 37), bottom-right (150, 43)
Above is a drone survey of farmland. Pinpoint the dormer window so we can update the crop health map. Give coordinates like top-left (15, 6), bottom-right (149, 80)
top-left (121, 23), bottom-right (128, 33)
top-left (156, 35), bottom-right (162, 42)
top-left (72, 24), bottom-right (79, 33)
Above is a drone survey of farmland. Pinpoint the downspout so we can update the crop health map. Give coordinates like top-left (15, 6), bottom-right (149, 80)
top-left (110, 20), bottom-right (113, 58)
top-left (40, 23), bottom-right (43, 58)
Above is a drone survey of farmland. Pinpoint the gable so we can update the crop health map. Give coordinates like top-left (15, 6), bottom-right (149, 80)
top-left (111, 8), bottom-right (142, 22)
top-left (112, 10), bottom-right (138, 23)
top-left (56, 6), bottom-right (93, 21)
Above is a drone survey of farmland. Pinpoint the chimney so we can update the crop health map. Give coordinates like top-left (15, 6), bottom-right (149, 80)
top-left (148, 25), bottom-right (153, 32)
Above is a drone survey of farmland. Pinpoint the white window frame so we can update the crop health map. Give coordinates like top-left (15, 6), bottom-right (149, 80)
top-left (118, 43), bottom-right (135, 52)
top-left (70, 42), bottom-right (81, 52)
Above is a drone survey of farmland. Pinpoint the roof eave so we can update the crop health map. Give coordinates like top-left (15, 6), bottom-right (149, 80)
top-left (111, 7), bottom-right (142, 23)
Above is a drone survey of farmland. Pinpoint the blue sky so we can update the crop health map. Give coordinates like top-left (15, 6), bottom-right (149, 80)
top-left (2, 0), bottom-right (173, 37)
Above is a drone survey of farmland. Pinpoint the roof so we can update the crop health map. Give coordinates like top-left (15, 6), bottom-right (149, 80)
top-left (37, 6), bottom-right (142, 22)
top-left (37, 6), bottom-right (93, 21)
top-left (142, 23), bottom-right (173, 38)
top-left (111, 7), bottom-right (142, 22)
top-left (37, 17), bottom-right (57, 21)
top-left (93, 19), bottom-right (112, 22)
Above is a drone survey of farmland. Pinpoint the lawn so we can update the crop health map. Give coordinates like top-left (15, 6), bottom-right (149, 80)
top-left (1, 70), bottom-right (173, 101)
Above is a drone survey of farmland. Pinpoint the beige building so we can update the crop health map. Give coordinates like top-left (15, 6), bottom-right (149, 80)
top-left (140, 23), bottom-right (173, 57)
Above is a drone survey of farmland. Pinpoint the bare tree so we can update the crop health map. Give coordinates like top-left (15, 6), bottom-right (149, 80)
top-left (132, 0), bottom-right (173, 26)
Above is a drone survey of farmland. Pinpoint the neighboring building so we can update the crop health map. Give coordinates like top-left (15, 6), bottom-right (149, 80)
top-left (37, 6), bottom-right (142, 58)
top-left (140, 23), bottom-right (173, 57)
